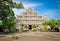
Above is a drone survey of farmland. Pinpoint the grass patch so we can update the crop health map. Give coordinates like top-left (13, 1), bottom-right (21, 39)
top-left (40, 28), bottom-right (47, 32)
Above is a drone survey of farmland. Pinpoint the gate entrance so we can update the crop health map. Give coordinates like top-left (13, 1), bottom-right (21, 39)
top-left (29, 25), bottom-right (32, 30)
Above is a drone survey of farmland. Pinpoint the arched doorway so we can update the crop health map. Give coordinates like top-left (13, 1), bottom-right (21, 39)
top-left (29, 25), bottom-right (32, 30)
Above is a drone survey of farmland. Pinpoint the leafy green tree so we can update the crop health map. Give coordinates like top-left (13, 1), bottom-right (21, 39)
top-left (56, 20), bottom-right (60, 25)
top-left (0, 0), bottom-right (24, 30)
top-left (43, 21), bottom-right (50, 26)
top-left (43, 19), bottom-right (60, 31)
top-left (49, 19), bottom-right (57, 27)
top-left (43, 19), bottom-right (57, 27)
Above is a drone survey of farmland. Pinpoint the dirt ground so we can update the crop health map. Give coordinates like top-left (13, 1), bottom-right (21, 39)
top-left (0, 32), bottom-right (60, 41)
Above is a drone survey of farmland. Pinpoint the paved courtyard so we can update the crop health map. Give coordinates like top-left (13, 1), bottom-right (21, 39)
top-left (0, 32), bottom-right (60, 41)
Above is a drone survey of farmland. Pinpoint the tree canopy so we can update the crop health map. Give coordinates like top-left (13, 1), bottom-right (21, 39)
top-left (43, 19), bottom-right (60, 27)
top-left (0, 0), bottom-right (24, 29)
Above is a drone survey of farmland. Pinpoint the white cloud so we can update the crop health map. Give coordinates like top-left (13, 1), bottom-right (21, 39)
top-left (13, 0), bottom-right (20, 3)
top-left (23, 3), bottom-right (43, 9)
top-left (12, 8), bottom-right (26, 16)
top-left (13, 2), bottom-right (44, 16)
top-left (12, 0), bottom-right (44, 16)
top-left (13, 0), bottom-right (43, 8)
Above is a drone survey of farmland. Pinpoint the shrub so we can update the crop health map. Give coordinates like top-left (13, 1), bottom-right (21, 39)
top-left (24, 25), bottom-right (29, 30)
top-left (10, 28), bottom-right (16, 33)
top-left (15, 29), bottom-right (19, 32)
top-left (40, 28), bottom-right (47, 32)
top-left (44, 26), bottom-right (49, 31)
top-left (32, 24), bottom-right (37, 30)
top-left (10, 27), bottom-right (19, 33)
top-left (12, 35), bottom-right (19, 40)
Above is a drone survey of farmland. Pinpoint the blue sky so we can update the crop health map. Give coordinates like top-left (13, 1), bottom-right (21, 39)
top-left (13, 0), bottom-right (60, 20)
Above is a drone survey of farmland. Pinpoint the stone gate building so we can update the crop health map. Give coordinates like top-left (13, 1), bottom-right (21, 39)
top-left (16, 8), bottom-right (47, 30)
